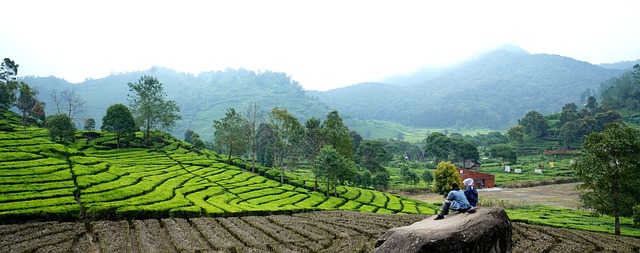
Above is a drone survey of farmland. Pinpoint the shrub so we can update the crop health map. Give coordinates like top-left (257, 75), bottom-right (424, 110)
top-left (432, 161), bottom-right (462, 195)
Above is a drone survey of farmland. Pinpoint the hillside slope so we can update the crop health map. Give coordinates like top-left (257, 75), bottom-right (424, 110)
top-left (21, 68), bottom-right (332, 141)
top-left (0, 110), bottom-right (437, 223)
top-left (311, 48), bottom-right (626, 129)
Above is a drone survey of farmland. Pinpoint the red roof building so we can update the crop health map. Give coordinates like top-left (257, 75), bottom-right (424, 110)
top-left (458, 169), bottom-right (495, 188)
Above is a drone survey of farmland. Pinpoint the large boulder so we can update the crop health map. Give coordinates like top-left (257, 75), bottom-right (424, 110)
top-left (374, 207), bottom-right (512, 253)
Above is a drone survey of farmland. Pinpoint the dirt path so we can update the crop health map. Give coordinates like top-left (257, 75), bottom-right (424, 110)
top-left (404, 183), bottom-right (583, 209)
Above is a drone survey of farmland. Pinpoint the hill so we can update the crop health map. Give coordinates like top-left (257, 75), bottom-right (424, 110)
top-left (0, 109), bottom-right (438, 223)
top-left (309, 47), bottom-right (626, 129)
top-left (21, 67), bottom-right (333, 141)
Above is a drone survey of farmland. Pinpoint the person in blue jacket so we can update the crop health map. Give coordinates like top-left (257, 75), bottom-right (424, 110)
top-left (434, 182), bottom-right (475, 220)
top-left (463, 178), bottom-right (478, 208)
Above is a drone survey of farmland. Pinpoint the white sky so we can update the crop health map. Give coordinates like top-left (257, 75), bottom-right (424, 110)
top-left (1, 0), bottom-right (639, 91)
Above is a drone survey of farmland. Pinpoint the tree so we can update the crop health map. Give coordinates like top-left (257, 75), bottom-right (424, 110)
top-left (31, 101), bottom-right (46, 124)
top-left (452, 138), bottom-right (479, 164)
top-left (586, 96), bottom-right (598, 110)
top-left (506, 125), bottom-right (525, 145)
top-left (0, 81), bottom-right (17, 110)
top-left (0, 58), bottom-right (19, 110)
top-left (322, 110), bottom-right (353, 159)
top-left (305, 117), bottom-right (325, 191)
top-left (51, 89), bottom-right (86, 120)
top-left (558, 103), bottom-right (579, 128)
top-left (191, 133), bottom-right (205, 150)
top-left (244, 103), bottom-right (264, 173)
top-left (0, 58), bottom-right (18, 83)
top-left (84, 118), bottom-right (96, 130)
top-left (101, 104), bottom-right (137, 148)
top-left (269, 107), bottom-right (304, 183)
top-left (519, 110), bottom-right (548, 139)
top-left (256, 123), bottom-right (275, 167)
top-left (400, 164), bottom-right (419, 188)
top-left (184, 129), bottom-right (195, 143)
top-left (372, 170), bottom-right (390, 191)
top-left (355, 140), bottom-right (391, 174)
top-left (315, 145), bottom-right (350, 197)
top-left (573, 123), bottom-right (640, 235)
top-left (128, 75), bottom-right (181, 145)
top-left (422, 169), bottom-right (434, 187)
top-left (213, 108), bottom-right (248, 164)
top-left (489, 144), bottom-right (517, 164)
top-left (424, 132), bottom-right (453, 163)
top-left (15, 82), bottom-right (39, 134)
top-left (45, 114), bottom-right (76, 143)
top-left (432, 161), bottom-right (462, 195)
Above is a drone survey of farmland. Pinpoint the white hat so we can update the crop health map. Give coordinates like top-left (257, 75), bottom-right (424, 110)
top-left (463, 178), bottom-right (474, 187)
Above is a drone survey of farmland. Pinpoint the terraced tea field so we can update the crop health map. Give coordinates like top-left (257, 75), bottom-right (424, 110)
top-left (0, 126), bottom-right (438, 223)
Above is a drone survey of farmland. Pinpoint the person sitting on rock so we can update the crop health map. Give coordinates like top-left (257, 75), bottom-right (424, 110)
top-left (434, 182), bottom-right (475, 220)
top-left (463, 178), bottom-right (478, 208)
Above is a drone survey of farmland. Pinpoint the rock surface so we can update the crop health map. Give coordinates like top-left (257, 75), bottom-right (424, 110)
top-left (374, 207), bottom-right (512, 253)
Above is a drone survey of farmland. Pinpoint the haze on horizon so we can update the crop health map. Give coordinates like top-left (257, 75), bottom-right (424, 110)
top-left (1, 0), bottom-right (639, 91)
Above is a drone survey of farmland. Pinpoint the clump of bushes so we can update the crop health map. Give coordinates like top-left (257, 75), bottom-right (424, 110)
top-left (634, 204), bottom-right (640, 228)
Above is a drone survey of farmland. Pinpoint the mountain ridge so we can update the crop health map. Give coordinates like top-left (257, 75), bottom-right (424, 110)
top-left (311, 49), bottom-right (626, 129)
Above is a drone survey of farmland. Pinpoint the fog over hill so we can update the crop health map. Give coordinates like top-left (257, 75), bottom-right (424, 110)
top-left (20, 46), bottom-right (633, 140)
top-left (309, 47), bottom-right (628, 129)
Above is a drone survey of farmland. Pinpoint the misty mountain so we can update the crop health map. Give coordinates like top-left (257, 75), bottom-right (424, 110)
top-left (22, 67), bottom-right (332, 140)
top-left (309, 47), bottom-right (626, 129)
top-left (598, 59), bottom-right (640, 70)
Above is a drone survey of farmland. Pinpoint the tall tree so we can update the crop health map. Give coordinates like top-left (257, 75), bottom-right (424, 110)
top-left (519, 110), bottom-right (548, 139)
top-left (0, 58), bottom-right (18, 83)
top-left (184, 129), bottom-right (195, 143)
top-left (573, 123), bottom-right (640, 235)
top-left (322, 110), bottom-right (353, 159)
top-left (256, 122), bottom-right (275, 167)
top-left (244, 103), bottom-right (264, 173)
top-left (127, 75), bottom-right (181, 145)
top-left (213, 108), bottom-right (248, 164)
top-left (31, 101), bottom-right (46, 124)
top-left (84, 118), bottom-right (96, 130)
top-left (0, 58), bottom-right (19, 110)
top-left (269, 107), bottom-right (303, 184)
top-left (424, 132), bottom-right (454, 163)
top-left (102, 104), bottom-right (137, 148)
top-left (45, 114), bottom-right (76, 143)
top-left (0, 81), bottom-right (17, 110)
top-left (355, 140), bottom-right (391, 173)
top-left (506, 125), bottom-right (525, 145)
top-left (51, 89), bottom-right (86, 120)
top-left (305, 117), bottom-right (324, 191)
top-left (15, 82), bottom-right (39, 134)
top-left (315, 145), bottom-right (344, 197)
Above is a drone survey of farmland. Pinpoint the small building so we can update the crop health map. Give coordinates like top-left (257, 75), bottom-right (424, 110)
top-left (458, 169), bottom-right (495, 188)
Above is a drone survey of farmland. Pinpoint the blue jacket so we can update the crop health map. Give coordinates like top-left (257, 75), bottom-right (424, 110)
top-left (446, 189), bottom-right (471, 210)
top-left (465, 186), bottom-right (478, 207)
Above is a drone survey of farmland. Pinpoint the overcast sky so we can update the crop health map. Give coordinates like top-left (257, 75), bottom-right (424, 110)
top-left (1, 0), bottom-right (639, 91)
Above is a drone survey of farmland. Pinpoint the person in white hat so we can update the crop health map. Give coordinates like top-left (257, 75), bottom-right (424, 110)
top-left (463, 178), bottom-right (478, 210)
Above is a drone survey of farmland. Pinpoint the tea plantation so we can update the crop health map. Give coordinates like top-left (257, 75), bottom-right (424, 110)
top-left (0, 111), bottom-right (439, 223)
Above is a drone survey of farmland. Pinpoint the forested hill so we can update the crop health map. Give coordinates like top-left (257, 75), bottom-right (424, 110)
top-left (309, 48), bottom-right (627, 129)
top-left (22, 67), bottom-right (332, 140)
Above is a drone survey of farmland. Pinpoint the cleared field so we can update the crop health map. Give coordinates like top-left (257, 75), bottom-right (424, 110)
top-left (1, 211), bottom-right (639, 253)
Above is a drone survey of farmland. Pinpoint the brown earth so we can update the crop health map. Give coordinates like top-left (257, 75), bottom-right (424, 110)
top-left (405, 183), bottom-right (583, 209)
top-left (2, 210), bottom-right (639, 253)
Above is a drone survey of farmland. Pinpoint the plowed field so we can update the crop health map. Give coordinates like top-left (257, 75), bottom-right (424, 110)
top-left (2, 210), bottom-right (639, 253)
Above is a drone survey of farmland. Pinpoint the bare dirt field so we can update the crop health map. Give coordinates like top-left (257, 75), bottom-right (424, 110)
top-left (405, 183), bottom-right (583, 209)
top-left (1, 210), bottom-right (639, 253)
